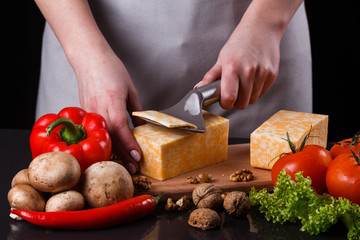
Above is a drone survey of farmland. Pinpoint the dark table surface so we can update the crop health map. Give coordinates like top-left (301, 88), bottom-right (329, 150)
top-left (0, 129), bottom-right (348, 240)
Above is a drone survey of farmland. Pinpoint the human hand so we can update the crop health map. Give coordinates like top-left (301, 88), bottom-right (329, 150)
top-left (197, 12), bottom-right (281, 110)
top-left (75, 49), bottom-right (144, 174)
top-left (34, 0), bottom-right (144, 174)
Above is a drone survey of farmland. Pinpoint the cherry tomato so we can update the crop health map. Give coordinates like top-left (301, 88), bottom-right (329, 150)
top-left (326, 152), bottom-right (360, 205)
top-left (271, 145), bottom-right (333, 194)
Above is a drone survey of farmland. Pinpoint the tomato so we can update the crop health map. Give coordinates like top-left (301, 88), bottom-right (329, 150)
top-left (271, 145), bottom-right (333, 194)
top-left (329, 131), bottom-right (360, 159)
top-left (326, 152), bottom-right (360, 205)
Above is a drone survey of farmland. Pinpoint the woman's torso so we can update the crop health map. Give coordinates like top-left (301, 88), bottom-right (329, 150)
top-left (36, 0), bottom-right (312, 138)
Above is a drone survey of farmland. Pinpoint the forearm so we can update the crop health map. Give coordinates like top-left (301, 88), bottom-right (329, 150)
top-left (201, 0), bottom-right (304, 109)
top-left (35, 0), bottom-right (112, 70)
top-left (233, 0), bottom-right (304, 41)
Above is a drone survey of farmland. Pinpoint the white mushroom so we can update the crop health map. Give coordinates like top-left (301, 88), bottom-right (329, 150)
top-left (45, 190), bottom-right (85, 212)
top-left (81, 161), bottom-right (134, 208)
top-left (8, 184), bottom-right (45, 219)
top-left (28, 151), bottom-right (81, 193)
top-left (11, 169), bottom-right (30, 187)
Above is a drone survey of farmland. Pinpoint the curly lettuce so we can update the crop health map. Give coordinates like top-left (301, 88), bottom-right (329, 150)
top-left (249, 170), bottom-right (360, 240)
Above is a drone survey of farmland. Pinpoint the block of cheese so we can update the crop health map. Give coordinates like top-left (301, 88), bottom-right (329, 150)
top-left (250, 110), bottom-right (328, 170)
top-left (132, 111), bottom-right (229, 180)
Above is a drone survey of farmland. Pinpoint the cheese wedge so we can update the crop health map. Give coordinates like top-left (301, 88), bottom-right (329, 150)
top-left (250, 110), bottom-right (328, 170)
top-left (132, 111), bottom-right (229, 180)
top-left (132, 110), bottom-right (197, 129)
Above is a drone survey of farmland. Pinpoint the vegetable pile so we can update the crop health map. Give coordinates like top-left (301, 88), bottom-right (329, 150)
top-left (8, 151), bottom-right (152, 230)
top-left (8, 107), bottom-right (160, 230)
top-left (250, 170), bottom-right (360, 240)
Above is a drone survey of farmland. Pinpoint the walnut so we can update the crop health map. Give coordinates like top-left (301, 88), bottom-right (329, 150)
top-left (198, 173), bottom-right (213, 183)
top-left (176, 195), bottom-right (192, 211)
top-left (132, 176), bottom-right (152, 191)
top-left (165, 196), bottom-right (193, 211)
top-left (188, 208), bottom-right (221, 230)
top-left (165, 198), bottom-right (178, 211)
top-left (221, 191), bottom-right (229, 200)
top-left (229, 169), bottom-right (254, 182)
top-left (223, 191), bottom-right (250, 218)
top-left (186, 176), bottom-right (199, 184)
top-left (192, 183), bottom-right (222, 209)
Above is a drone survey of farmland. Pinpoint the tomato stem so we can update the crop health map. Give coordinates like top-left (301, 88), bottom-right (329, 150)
top-left (285, 132), bottom-right (297, 154)
top-left (268, 126), bottom-right (316, 167)
top-left (268, 126), bottom-right (314, 167)
top-left (283, 126), bottom-right (313, 154)
top-left (336, 131), bottom-right (360, 148)
top-left (348, 147), bottom-right (360, 165)
top-left (350, 131), bottom-right (360, 146)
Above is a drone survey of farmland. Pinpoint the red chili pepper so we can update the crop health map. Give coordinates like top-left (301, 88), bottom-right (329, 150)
top-left (30, 107), bottom-right (112, 172)
top-left (11, 194), bottom-right (161, 230)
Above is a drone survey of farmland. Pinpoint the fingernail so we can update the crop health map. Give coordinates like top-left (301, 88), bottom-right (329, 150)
top-left (194, 80), bottom-right (203, 89)
top-left (127, 162), bottom-right (137, 174)
top-left (130, 150), bottom-right (141, 162)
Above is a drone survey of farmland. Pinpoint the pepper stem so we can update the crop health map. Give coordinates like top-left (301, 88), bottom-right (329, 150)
top-left (46, 118), bottom-right (86, 145)
top-left (153, 192), bottom-right (164, 205)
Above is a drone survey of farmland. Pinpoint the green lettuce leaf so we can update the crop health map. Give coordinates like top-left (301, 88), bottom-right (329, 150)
top-left (249, 169), bottom-right (360, 239)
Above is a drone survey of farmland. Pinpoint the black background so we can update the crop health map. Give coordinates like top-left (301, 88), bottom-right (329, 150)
top-left (2, 1), bottom-right (359, 142)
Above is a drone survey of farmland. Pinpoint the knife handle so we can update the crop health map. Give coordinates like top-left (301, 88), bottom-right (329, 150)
top-left (196, 79), bottom-right (221, 107)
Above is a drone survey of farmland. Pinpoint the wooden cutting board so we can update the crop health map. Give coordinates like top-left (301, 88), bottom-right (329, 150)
top-left (135, 144), bottom-right (274, 201)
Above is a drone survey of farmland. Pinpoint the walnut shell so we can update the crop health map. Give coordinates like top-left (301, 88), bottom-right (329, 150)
top-left (188, 208), bottom-right (221, 230)
top-left (223, 191), bottom-right (250, 218)
top-left (192, 183), bottom-right (222, 209)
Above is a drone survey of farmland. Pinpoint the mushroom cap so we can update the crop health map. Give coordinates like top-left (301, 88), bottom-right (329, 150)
top-left (81, 161), bottom-right (134, 208)
top-left (11, 169), bottom-right (30, 187)
top-left (28, 151), bottom-right (81, 193)
top-left (45, 190), bottom-right (85, 212)
top-left (8, 184), bottom-right (45, 211)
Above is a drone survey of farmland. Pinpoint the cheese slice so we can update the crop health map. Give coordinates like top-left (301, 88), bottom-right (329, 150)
top-left (132, 111), bottom-right (229, 180)
top-left (132, 110), bottom-right (197, 129)
top-left (250, 110), bottom-right (328, 170)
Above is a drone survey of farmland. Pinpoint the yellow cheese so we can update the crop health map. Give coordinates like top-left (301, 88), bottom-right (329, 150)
top-left (250, 110), bottom-right (328, 170)
top-left (132, 110), bottom-right (197, 129)
top-left (132, 111), bottom-right (229, 180)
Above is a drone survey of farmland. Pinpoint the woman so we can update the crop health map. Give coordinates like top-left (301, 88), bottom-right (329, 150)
top-left (35, 0), bottom-right (312, 174)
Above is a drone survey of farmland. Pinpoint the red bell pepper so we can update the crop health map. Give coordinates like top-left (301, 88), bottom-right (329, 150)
top-left (30, 107), bottom-right (112, 172)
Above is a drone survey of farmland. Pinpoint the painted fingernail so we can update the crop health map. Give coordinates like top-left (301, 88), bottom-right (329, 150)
top-left (127, 162), bottom-right (137, 174)
top-left (193, 80), bottom-right (203, 89)
top-left (130, 150), bottom-right (141, 162)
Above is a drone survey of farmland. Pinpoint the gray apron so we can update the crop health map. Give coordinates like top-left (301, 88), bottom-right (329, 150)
top-left (36, 0), bottom-right (312, 138)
